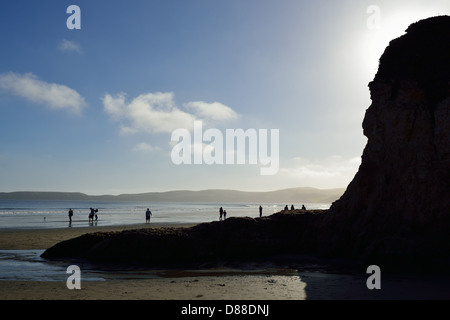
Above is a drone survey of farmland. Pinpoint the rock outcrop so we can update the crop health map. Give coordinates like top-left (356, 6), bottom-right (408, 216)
top-left (41, 211), bottom-right (323, 266)
top-left (320, 16), bottom-right (450, 269)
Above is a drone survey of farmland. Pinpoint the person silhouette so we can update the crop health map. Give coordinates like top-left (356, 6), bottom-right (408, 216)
top-left (223, 210), bottom-right (227, 220)
top-left (259, 205), bottom-right (263, 218)
top-left (301, 204), bottom-right (306, 210)
top-left (219, 207), bottom-right (224, 221)
top-left (291, 204), bottom-right (295, 210)
top-left (68, 208), bottom-right (73, 223)
top-left (89, 208), bottom-right (95, 223)
top-left (146, 208), bottom-right (152, 223)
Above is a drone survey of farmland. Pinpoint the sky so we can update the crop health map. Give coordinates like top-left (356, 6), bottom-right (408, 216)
top-left (0, 0), bottom-right (448, 195)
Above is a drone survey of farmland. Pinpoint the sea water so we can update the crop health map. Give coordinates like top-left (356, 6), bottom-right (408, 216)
top-left (0, 249), bottom-right (303, 282)
top-left (0, 249), bottom-right (105, 281)
top-left (0, 200), bottom-right (330, 282)
top-left (0, 249), bottom-right (177, 281)
top-left (0, 199), bottom-right (330, 230)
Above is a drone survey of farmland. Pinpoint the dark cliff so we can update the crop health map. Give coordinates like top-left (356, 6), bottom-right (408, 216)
top-left (320, 16), bottom-right (450, 269)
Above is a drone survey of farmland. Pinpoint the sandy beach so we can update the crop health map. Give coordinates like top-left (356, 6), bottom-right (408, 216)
top-left (1, 223), bottom-right (450, 301)
top-left (0, 223), bottom-right (197, 250)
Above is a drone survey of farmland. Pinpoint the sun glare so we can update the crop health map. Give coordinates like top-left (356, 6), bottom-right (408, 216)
top-left (362, 6), bottom-right (447, 79)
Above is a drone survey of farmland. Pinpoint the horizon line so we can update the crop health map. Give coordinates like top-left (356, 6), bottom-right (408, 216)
top-left (0, 186), bottom-right (347, 197)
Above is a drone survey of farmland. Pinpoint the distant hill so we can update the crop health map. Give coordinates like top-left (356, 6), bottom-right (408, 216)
top-left (0, 187), bottom-right (345, 204)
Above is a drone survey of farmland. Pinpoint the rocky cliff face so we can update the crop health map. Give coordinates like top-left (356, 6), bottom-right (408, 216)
top-left (321, 16), bottom-right (450, 268)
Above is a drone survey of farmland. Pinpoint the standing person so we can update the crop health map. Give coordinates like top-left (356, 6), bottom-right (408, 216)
top-left (259, 205), bottom-right (263, 218)
top-left (146, 208), bottom-right (152, 223)
top-left (223, 209), bottom-right (227, 220)
top-left (89, 208), bottom-right (95, 223)
top-left (219, 207), bottom-right (224, 221)
top-left (68, 208), bottom-right (73, 223)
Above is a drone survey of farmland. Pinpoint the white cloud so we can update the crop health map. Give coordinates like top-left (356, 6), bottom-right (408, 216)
top-left (103, 92), bottom-right (196, 134)
top-left (279, 156), bottom-right (361, 188)
top-left (0, 72), bottom-right (86, 114)
top-left (58, 39), bottom-right (82, 53)
top-left (119, 125), bottom-right (138, 135)
top-left (102, 92), bottom-right (127, 119)
top-left (103, 92), bottom-right (238, 135)
top-left (184, 101), bottom-right (238, 121)
top-left (133, 142), bottom-right (160, 152)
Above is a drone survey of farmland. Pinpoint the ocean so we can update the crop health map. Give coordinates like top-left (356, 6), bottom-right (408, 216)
top-left (0, 200), bottom-right (331, 284)
top-left (0, 199), bottom-right (330, 230)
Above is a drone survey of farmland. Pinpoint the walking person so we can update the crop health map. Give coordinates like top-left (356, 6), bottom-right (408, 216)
top-left (146, 208), bottom-right (152, 223)
top-left (68, 208), bottom-right (73, 225)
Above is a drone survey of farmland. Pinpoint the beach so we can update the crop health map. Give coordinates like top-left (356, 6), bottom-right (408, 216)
top-left (0, 222), bottom-right (309, 300)
top-left (2, 222), bottom-right (450, 301)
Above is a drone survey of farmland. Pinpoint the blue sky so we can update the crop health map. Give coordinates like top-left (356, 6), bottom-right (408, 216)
top-left (0, 0), bottom-right (448, 194)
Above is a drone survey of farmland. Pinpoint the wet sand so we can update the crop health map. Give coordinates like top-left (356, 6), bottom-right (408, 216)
top-left (0, 275), bottom-right (307, 300)
top-left (0, 223), bottom-right (196, 250)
